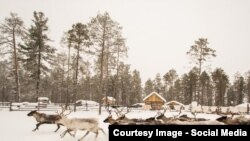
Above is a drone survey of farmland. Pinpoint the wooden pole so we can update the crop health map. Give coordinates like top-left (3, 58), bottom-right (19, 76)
top-left (247, 104), bottom-right (249, 114)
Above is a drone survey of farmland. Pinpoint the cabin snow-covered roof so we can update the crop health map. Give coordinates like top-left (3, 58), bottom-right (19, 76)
top-left (76, 99), bottom-right (99, 105)
top-left (235, 103), bottom-right (250, 108)
top-left (165, 100), bottom-right (184, 106)
top-left (143, 92), bottom-right (166, 102)
top-left (102, 96), bottom-right (116, 101)
top-left (38, 97), bottom-right (49, 100)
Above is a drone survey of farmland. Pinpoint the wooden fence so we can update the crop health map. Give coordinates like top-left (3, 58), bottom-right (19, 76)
top-left (0, 102), bottom-right (249, 114)
top-left (0, 102), bottom-right (104, 112)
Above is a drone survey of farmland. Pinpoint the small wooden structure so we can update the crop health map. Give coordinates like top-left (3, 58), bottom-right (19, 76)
top-left (102, 96), bottom-right (116, 105)
top-left (37, 97), bottom-right (50, 104)
top-left (143, 92), bottom-right (166, 110)
top-left (165, 100), bottom-right (184, 110)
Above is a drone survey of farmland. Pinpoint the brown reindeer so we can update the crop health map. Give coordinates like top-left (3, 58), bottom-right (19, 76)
top-left (27, 110), bottom-right (62, 132)
top-left (216, 115), bottom-right (250, 125)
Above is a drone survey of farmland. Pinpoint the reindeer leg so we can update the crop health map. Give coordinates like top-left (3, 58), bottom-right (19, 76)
top-left (94, 132), bottom-right (99, 141)
top-left (54, 124), bottom-right (60, 132)
top-left (99, 128), bottom-right (106, 135)
top-left (32, 122), bottom-right (43, 131)
top-left (60, 129), bottom-right (70, 138)
top-left (69, 130), bottom-right (77, 137)
top-left (67, 129), bottom-right (76, 137)
top-left (79, 131), bottom-right (89, 141)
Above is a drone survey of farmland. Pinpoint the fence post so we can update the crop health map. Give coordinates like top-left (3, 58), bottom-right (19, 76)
top-left (85, 102), bottom-right (88, 111)
top-left (74, 103), bottom-right (76, 112)
top-left (247, 104), bottom-right (249, 114)
top-left (9, 101), bottom-right (12, 111)
top-left (38, 102), bottom-right (40, 111)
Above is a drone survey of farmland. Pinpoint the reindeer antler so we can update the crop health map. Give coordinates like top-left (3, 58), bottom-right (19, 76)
top-left (64, 106), bottom-right (73, 116)
top-left (191, 110), bottom-right (197, 119)
top-left (106, 106), bottom-right (112, 116)
top-left (124, 107), bottom-right (131, 115)
top-left (56, 105), bottom-right (66, 115)
top-left (56, 105), bottom-right (72, 116)
top-left (113, 107), bottom-right (125, 117)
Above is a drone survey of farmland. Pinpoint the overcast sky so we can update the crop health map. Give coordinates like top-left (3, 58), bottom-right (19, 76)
top-left (1, 0), bottom-right (250, 83)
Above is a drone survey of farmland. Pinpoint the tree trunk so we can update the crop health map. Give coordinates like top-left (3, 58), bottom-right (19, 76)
top-left (197, 47), bottom-right (203, 105)
top-left (98, 20), bottom-right (107, 115)
top-left (248, 79), bottom-right (250, 103)
top-left (99, 44), bottom-right (105, 115)
top-left (74, 44), bottom-right (80, 111)
top-left (105, 45), bottom-right (110, 107)
top-left (36, 33), bottom-right (42, 97)
top-left (12, 29), bottom-right (20, 102)
top-left (66, 46), bottom-right (70, 108)
top-left (115, 46), bottom-right (120, 105)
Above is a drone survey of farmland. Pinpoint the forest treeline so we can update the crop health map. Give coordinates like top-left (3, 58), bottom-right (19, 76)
top-left (0, 11), bottom-right (249, 107)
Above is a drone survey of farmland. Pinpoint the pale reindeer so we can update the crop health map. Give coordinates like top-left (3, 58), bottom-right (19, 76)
top-left (56, 106), bottom-right (105, 141)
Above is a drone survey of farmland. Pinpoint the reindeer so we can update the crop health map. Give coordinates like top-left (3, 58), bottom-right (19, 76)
top-left (103, 108), bottom-right (118, 125)
top-left (113, 107), bottom-right (141, 124)
top-left (27, 110), bottom-right (62, 132)
top-left (56, 107), bottom-right (105, 141)
top-left (216, 115), bottom-right (250, 125)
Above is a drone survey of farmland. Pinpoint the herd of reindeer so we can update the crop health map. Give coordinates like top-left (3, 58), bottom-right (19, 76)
top-left (27, 105), bottom-right (250, 141)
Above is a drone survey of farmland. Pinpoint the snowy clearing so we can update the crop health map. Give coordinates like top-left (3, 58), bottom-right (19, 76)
top-left (0, 108), bottom-right (249, 141)
top-left (0, 110), bottom-right (109, 141)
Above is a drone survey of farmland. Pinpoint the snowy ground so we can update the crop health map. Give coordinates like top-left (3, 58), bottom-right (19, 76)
top-left (0, 110), bottom-right (109, 141)
top-left (0, 109), bottom-right (219, 141)
top-left (0, 108), bottom-right (249, 141)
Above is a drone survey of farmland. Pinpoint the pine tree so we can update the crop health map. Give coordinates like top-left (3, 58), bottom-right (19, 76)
top-left (227, 85), bottom-right (235, 106)
top-left (187, 38), bottom-right (216, 76)
top-left (233, 74), bottom-right (246, 104)
top-left (88, 12), bottom-right (125, 114)
top-left (0, 61), bottom-right (12, 102)
top-left (65, 23), bottom-right (90, 108)
top-left (187, 38), bottom-right (216, 104)
top-left (212, 68), bottom-right (229, 106)
top-left (144, 79), bottom-right (154, 95)
top-left (153, 73), bottom-right (163, 94)
top-left (119, 63), bottom-right (131, 106)
top-left (163, 69), bottom-right (178, 101)
top-left (247, 72), bottom-right (250, 103)
top-left (130, 70), bottom-right (142, 104)
top-left (200, 71), bottom-right (212, 105)
top-left (0, 13), bottom-right (26, 101)
top-left (187, 68), bottom-right (199, 103)
top-left (20, 11), bottom-right (56, 98)
top-left (181, 74), bottom-right (190, 105)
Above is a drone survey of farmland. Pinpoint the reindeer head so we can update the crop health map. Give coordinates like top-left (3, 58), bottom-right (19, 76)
top-left (104, 107), bottom-right (116, 124)
top-left (55, 105), bottom-right (72, 123)
top-left (216, 116), bottom-right (228, 122)
top-left (103, 115), bottom-right (114, 123)
top-left (27, 110), bottom-right (38, 116)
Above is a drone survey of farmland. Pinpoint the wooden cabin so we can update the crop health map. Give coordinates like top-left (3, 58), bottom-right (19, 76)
top-left (143, 92), bottom-right (166, 110)
top-left (102, 96), bottom-right (116, 105)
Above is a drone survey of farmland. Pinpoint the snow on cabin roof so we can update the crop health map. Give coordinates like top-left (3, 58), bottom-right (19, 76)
top-left (165, 100), bottom-right (184, 106)
top-left (76, 99), bottom-right (99, 105)
top-left (38, 97), bottom-right (49, 100)
top-left (143, 92), bottom-right (166, 102)
top-left (235, 103), bottom-right (250, 108)
top-left (102, 96), bottom-right (116, 101)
